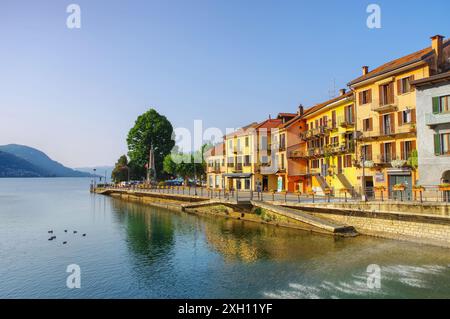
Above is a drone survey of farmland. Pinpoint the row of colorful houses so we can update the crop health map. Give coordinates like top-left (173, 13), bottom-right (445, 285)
top-left (205, 35), bottom-right (450, 199)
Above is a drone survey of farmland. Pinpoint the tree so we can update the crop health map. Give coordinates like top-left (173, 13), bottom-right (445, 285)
top-left (127, 109), bottom-right (175, 180)
top-left (111, 155), bottom-right (130, 182)
top-left (162, 145), bottom-right (208, 185)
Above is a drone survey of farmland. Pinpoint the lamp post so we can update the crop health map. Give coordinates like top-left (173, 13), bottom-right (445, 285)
top-left (93, 168), bottom-right (97, 189)
top-left (361, 154), bottom-right (367, 202)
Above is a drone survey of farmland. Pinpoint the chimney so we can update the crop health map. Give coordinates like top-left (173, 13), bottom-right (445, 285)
top-left (339, 88), bottom-right (346, 96)
top-left (298, 104), bottom-right (304, 116)
top-left (362, 66), bottom-right (369, 75)
top-left (431, 35), bottom-right (445, 71)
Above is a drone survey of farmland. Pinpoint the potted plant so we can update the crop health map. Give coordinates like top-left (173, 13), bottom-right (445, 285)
top-left (391, 159), bottom-right (407, 168)
top-left (363, 160), bottom-right (375, 168)
top-left (412, 184), bottom-right (425, 191)
top-left (323, 187), bottom-right (332, 195)
top-left (439, 183), bottom-right (450, 191)
top-left (393, 183), bottom-right (406, 191)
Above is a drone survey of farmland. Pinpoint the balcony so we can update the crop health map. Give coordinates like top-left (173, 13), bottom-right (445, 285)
top-left (375, 154), bottom-right (398, 165)
top-left (425, 112), bottom-right (450, 126)
top-left (288, 150), bottom-right (307, 159)
top-left (232, 164), bottom-right (243, 173)
top-left (338, 116), bottom-right (355, 129)
top-left (371, 97), bottom-right (398, 113)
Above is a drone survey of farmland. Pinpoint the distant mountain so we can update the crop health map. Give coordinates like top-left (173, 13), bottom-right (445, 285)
top-left (76, 166), bottom-right (114, 182)
top-left (0, 144), bottom-right (92, 178)
top-left (0, 151), bottom-right (48, 177)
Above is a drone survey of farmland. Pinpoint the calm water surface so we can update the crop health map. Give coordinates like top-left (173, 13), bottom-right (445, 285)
top-left (1, 178), bottom-right (450, 298)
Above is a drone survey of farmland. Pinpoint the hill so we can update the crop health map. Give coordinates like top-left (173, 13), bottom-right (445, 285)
top-left (0, 144), bottom-right (92, 177)
top-left (0, 151), bottom-right (48, 177)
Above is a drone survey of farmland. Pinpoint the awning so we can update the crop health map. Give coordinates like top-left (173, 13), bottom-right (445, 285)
top-left (386, 168), bottom-right (411, 176)
top-left (222, 173), bottom-right (253, 179)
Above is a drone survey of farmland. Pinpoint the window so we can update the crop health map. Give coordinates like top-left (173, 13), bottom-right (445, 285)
top-left (401, 140), bottom-right (415, 160)
top-left (397, 76), bottom-right (414, 94)
top-left (260, 136), bottom-right (268, 151)
top-left (380, 113), bottom-right (394, 135)
top-left (244, 179), bottom-right (250, 190)
top-left (435, 133), bottom-right (450, 155)
top-left (331, 110), bottom-right (337, 128)
top-left (261, 155), bottom-right (269, 165)
top-left (209, 176), bottom-right (213, 187)
top-left (279, 134), bottom-right (286, 149)
top-left (245, 136), bottom-right (249, 147)
top-left (244, 155), bottom-right (251, 166)
top-left (363, 118), bottom-right (373, 131)
top-left (398, 109), bottom-right (415, 125)
top-left (215, 176), bottom-right (220, 188)
top-left (361, 145), bottom-right (372, 161)
top-left (311, 159), bottom-right (320, 169)
top-left (228, 140), bottom-right (233, 150)
top-left (379, 82), bottom-right (394, 105)
top-left (237, 139), bottom-right (241, 152)
top-left (344, 105), bottom-right (354, 123)
top-left (433, 95), bottom-right (450, 114)
top-left (331, 136), bottom-right (339, 146)
top-left (280, 155), bottom-right (285, 170)
top-left (227, 157), bottom-right (234, 167)
top-left (359, 89), bottom-right (372, 105)
top-left (380, 142), bottom-right (395, 162)
top-left (343, 155), bottom-right (353, 168)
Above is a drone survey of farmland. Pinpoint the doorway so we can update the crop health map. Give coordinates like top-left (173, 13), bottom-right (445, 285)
top-left (262, 176), bottom-right (268, 192)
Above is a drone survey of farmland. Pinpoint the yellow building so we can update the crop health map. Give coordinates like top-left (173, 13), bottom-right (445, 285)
top-left (205, 143), bottom-right (226, 189)
top-left (222, 122), bottom-right (259, 191)
top-left (300, 90), bottom-right (358, 196)
top-left (348, 35), bottom-right (447, 199)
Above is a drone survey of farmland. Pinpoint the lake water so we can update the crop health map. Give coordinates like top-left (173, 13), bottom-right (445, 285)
top-left (1, 178), bottom-right (450, 298)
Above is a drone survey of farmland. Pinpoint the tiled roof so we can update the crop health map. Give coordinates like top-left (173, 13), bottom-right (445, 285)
top-left (204, 143), bottom-right (224, 157)
top-left (411, 70), bottom-right (450, 87)
top-left (224, 122), bottom-right (259, 138)
top-left (348, 47), bottom-right (434, 86)
top-left (303, 91), bottom-right (353, 118)
top-left (254, 118), bottom-right (284, 131)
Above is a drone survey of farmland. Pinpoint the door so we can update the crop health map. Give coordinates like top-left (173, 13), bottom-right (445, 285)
top-left (364, 177), bottom-right (374, 199)
top-left (388, 175), bottom-right (412, 200)
top-left (337, 156), bottom-right (343, 174)
top-left (262, 176), bottom-right (268, 192)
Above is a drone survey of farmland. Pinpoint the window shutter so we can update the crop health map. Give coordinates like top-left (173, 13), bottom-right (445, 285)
top-left (434, 134), bottom-right (441, 155)
top-left (363, 119), bottom-right (367, 131)
top-left (398, 111), bottom-right (403, 126)
top-left (390, 113), bottom-right (396, 133)
top-left (379, 86), bottom-right (383, 105)
top-left (409, 75), bottom-right (415, 92)
top-left (397, 79), bottom-right (402, 95)
top-left (369, 118), bottom-right (373, 131)
top-left (400, 142), bottom-right (405, 160)
top-left (389, 82), bottom-right (395, 104)
top-left (332, 111), bottom-right (336, 127)
top-left (411, 140), bottom-right (416, 151)
top-left (368, 145), bottom-right (372, 160)
top-left (379, 115), bottom-right (383, 134)
top-left (368, 89), bottom-right (372, 103)
top-left (432, 97), bottom-right (440, 114)
top-left (359, 92), bottom-right (364, 105)
top-left (411, 109), bottom-right (416, 123)
top-left (380, 144), bottom-right (385, 162)
top-left (392, 142), bottom-right (397, 159)
top-left (351, 104), bottom-right (355, 123)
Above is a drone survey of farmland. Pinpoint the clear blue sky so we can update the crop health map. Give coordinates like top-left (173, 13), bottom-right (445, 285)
top-left (1, 0), bottom-right (448, 167)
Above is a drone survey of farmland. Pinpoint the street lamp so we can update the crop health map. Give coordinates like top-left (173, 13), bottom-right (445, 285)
top-left (360, 154), bottom-right (367, 202)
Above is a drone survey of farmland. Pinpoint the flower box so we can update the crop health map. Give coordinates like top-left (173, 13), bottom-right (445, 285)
top-left (374, 186), bottom-right (386, 191)
top-left (393, 184), bottom-right (406, 191)
top-left (412, 186), bottom-right (425, 191)
top-left (439, 185), bottom-right (450, 191)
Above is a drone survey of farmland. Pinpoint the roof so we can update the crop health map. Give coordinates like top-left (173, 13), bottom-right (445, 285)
top-left (348, 46), bottom-right (434, 86)
top-left (204, 143), bottom-right (224, 157)
top-left (254, 118), bottom-right (284, 132)
top-left (224, 122), bottom-right (259, 138)
top-left (303, 91), bottom-right (353, 118)
top-left (411, 71), bottom-right (450, 88)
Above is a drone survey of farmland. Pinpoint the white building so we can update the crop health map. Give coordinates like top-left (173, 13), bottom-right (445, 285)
top-left (413, 71), bottom-right (450, 185)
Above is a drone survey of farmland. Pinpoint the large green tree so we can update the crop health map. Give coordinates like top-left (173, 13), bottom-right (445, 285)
top-left (111, 155), bottom-right (130, 182)
top-left (127, 109), bottom-right (175, 180)
top-left (163, 145), bottom-right (208, 185)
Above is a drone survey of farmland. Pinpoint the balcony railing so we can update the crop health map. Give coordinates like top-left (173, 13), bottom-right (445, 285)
top-left (371, 96), bottom-right (399, 113)
top-left (425, 112), bottom-right (450, 126)
top-left (338, 116), bottom-right (355, 128)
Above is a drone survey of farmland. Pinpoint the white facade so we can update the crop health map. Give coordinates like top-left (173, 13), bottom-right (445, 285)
top-left (416, 82), bottom-right (450, 185)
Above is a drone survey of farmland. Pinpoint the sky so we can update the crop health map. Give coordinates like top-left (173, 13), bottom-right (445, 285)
top-left (1, 0), bottom-right (449, 167)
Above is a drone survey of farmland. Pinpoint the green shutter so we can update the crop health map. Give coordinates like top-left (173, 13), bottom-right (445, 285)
top-left (432, 97), bottom-right (440, 114)
top-left (434, 134), bottom-right (442, 155)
